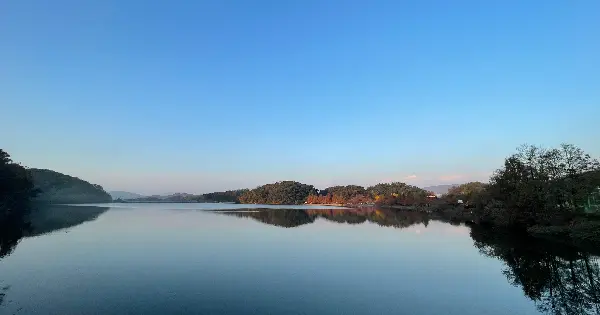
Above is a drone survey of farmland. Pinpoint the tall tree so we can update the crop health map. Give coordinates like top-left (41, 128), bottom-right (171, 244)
top-left (485, 144), bottom-right (600, 227)
top-left (239, 181), bottom-right (317, 205)
top-left (0, 149), bottom-right (35, 259)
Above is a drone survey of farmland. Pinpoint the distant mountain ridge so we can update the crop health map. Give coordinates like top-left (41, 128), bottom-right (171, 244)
top-left (109, 191), bottom-right (146, 200)
top-left (422, 184), bottom-right (460, 195)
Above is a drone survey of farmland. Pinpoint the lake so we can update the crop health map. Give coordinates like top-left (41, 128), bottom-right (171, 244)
top-left (1, 203), bottom-right (599, 315)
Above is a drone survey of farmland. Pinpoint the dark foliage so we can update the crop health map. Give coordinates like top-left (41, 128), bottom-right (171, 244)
top-left (202, 189), bottom-right (248, 203)
top-left (239, 181), bottom-right (317, 205)
top-left (480, 144), bottom-right (600, 228)
top-left (0, 149), bottom-right (35, 259)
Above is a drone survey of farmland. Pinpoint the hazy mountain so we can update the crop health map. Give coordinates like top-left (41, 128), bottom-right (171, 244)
top-left (109, 191), bottom-right (146, 200)
top-left (422, 184), bottom-right (459, 195)
top-left (30, 169), bottom-right (112, 204)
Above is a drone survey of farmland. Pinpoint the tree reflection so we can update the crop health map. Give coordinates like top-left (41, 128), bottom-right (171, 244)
top-left (0, 206), bottom-right (31, 260)
top-left (224, 208), bottom-right (600, 314)
top-left (224, 209), bottom-right (316, 228)
top-left (0, 205), bottom-right (109, 260)
top-left (470, 225), bottom-right (600, 314)
top-left (1, 204), bottom-right (109, 308)
top-left (220, 208), bottom-right (440, 229)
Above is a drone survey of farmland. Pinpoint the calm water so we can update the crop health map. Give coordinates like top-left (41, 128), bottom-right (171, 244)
top-left (1, 203), bottom-right (599, 315)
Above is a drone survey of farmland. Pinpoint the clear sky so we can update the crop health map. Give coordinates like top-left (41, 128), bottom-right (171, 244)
top-left (1, 0), bottom-right (599, 194)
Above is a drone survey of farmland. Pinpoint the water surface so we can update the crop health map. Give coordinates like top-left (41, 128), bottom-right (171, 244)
top-left (1, 203), bottom-right (598, 314)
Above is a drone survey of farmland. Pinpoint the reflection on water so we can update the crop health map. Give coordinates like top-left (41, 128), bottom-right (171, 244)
top-left (0, 205), bottom-right (109, 260)
top-left (471, 226), bottom-right (600, 315)
top-left (219, 207), bottom-right (439, 229)
top-left (1, 205), bottom-right (599, 314)
top-left (224, 208), bottom-right (600, 314)
top-left (0, 204), bottom-right (109, 308)
top-left (0, 212), bottom-right (30, 259)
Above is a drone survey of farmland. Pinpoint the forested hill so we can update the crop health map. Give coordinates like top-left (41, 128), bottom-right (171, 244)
top-left (30, 169), bottom-right (112, 204)
top-left (239, 181), bottom-right (317, 205)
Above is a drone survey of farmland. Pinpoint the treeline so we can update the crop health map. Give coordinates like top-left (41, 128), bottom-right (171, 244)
top-left (201, 189), bottom-right (249, 203)
top-left (121, 181), bottom-right (434, 206)
top-left (440, 144), bottom-right (600, 243)
top-left (304, 183), bottom-right (432, 206)
top-left (239, 181), bottom-right (317, 205)
top-left (236, 181), bottom-right (434, 206)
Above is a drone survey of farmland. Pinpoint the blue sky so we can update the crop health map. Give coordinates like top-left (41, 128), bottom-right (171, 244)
top-left (1, 0), bottom-right (598, 194)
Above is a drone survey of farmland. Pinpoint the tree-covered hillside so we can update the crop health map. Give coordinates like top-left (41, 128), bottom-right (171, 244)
top-left (30, 169), bottom-right (112, 204)
top-left (239, 181), bottom-right (317, 205)
top-left (203, 189), bottom-right (248, 203)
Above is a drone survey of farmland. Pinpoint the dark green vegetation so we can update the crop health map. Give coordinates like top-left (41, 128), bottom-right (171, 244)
top-left (0, 150), bottom-right (36, 217)
top-left (239, 181), bottom-right (317, 204)
top-left (1, 150), bottom-right (36, 259)
top-left (30, 169), bottom-right (112, 204)
top-left (240, 182), bottom-right (431, 206)
top-left (202, 189), bottom-right (249, 203)
top-left (468, 144), bottom-right (600, 245)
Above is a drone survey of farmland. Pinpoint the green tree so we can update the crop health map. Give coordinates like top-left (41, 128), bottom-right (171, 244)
top-left (239, 181), bottom-right (317, 205)
top-left (202, 189), bottom-right (248, 203)
top-left (0, 149), bottom-right (35, 259)
top-left (484, 144), bottom-right (600, 227)
top-left (0, 149), bottom-right (36, 214)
